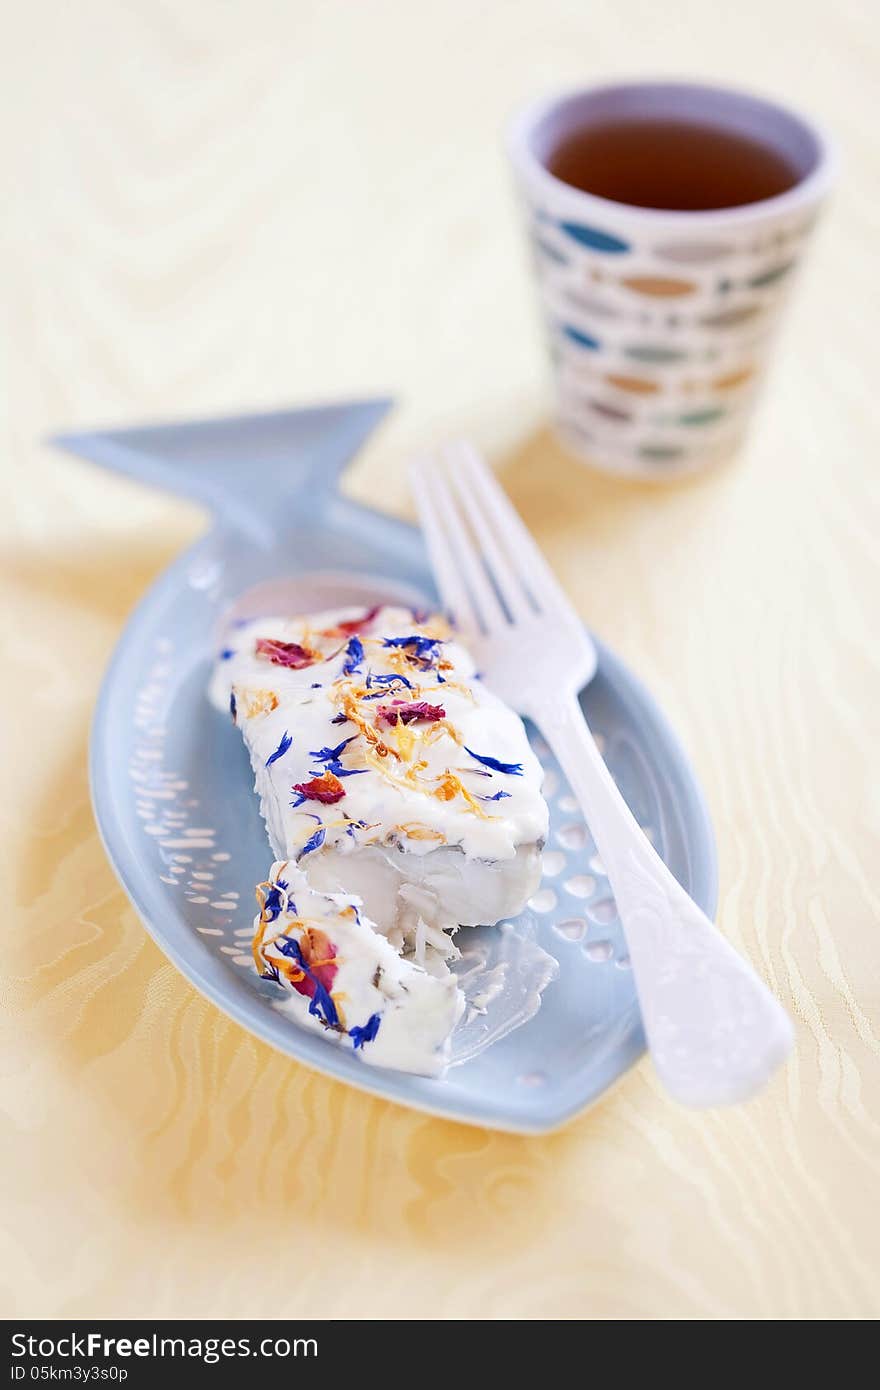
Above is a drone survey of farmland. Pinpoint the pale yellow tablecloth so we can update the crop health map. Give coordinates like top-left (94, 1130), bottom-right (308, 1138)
top-left (3, 0), bottom-right (878, 1320)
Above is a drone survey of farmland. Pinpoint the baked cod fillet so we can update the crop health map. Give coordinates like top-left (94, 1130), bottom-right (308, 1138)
top-left (211, 605), bottom-right (548, 955)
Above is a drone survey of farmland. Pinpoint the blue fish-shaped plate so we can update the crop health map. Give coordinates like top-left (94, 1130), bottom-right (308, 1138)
top-left (59, 400), bottom-right (717, 1133)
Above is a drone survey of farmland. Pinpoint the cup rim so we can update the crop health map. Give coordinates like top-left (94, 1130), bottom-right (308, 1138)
top-left (507, 79), bottom-right (837, 227)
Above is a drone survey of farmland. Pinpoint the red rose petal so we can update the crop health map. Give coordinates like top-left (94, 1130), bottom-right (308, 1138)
top-left (375, 700), bottom-right (446, 728)
top-left (292, 771), bottom-right (346, 804)
top-left (255, 637), bottom-right (318, 669)
top-left (327, 606), bottom-right (381, 638)
top-left (291, 926), bottom-right (338, 999)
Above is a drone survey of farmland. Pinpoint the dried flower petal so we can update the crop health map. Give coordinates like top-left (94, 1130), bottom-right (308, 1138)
top-left (382, 635), bottom-right (442, 657)
top-left (397, 823), bottom-right (446, 841)
top-left (241, 688), bottom-right (279, 719)
top-left (365, 672), bottom-right (414, 693)
top-left (265, 730), bottom-right (292, 767)
top-left (261, 877), bottom-right (289, 921)
top-left (306, 735), bottom-right (368, 778)
top-left (349, 1012), bottom-right (381, 1049)
top-left (310, 736), bottom-right (357, 763)
top-left (341, 635), bottom-right (364, 676)
top-left (298, 825), bottom-right (327, 858)
top-left (272, 929), bottom-right (339, 1027)
top-left (464, 746), bottom-right (524, 775)
top-left (432, 771), bottom-right (492, 817)
top-left (292, 771), bottom-right (346, 806)
top-left (375, 700), bottom-right (446, 728)
top-left (255, 636), bottom-right (318, 669)
top-left (330, 606), bottom-right (380, 637)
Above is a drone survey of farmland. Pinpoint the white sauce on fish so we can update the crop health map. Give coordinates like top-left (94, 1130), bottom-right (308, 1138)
top-left (210, 605), bottom-right (548, 863)
top-left (255, 861), bottom-right (464, 1076)
top-left (211, 604), bottom-right (549, 1074)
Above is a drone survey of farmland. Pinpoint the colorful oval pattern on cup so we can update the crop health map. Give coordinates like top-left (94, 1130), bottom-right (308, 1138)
top-left (747, 261), bottom-right (795, 289)
top-left (605, 373), bottom-right (660, 395)
top-left (653, 240), bottom-right (735, 264)
top-left (561, 324), bottom-right (601, 351)
top-left (589, 400), bottom-right (631, 424)
top-left (678, 407), bottom-right (726, 427)
top-left (525, 168), bottom-right (814, 476)
top-left (639, 444), bottom-right (685, 462)
top-left (624, 345), bottom-right (688, 364)
top-left (712, 365), bottom-right (754, 391)
top-left (621, 275), bottom-right (697, 298)
top-left (700, 305), bottom-right (762, 329)
top-left (558, 222), bottom-right (631, 254)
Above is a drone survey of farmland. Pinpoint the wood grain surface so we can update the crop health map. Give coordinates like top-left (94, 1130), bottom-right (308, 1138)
top-left (2, 0), bottom-right (878, 1320)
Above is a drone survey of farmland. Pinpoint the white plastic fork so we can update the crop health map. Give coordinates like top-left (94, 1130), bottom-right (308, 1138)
top-left (410, 442), bottom-right (793, 1107)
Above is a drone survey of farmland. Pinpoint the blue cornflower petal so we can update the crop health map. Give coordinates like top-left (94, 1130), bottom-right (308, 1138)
top-left (464, 747), bottom-right (524, 775)
top-left (308, 981), bottom-right (339, 1029)
top-left (305, 736), bottom-right (367, 779)
top-left (479, 790), bottom-right (511, 801)
top-left (310, 736), bottom-right (357, 763)
top-left (324, 758), bottom-right (368, 778)
top-left (266, 730), bottom-right (292, 767)
top-left (382, 635), bottom-right (441, 656)
top-left (366, 672), bottom-right (414, 691)
top-left (298, 826), bottom-right (326, 858)
top-left (263, 882), bottom-right (287, 922)
top-left (273, 934), bottom-right (339, 1028)
top-left (350, 1013), bottom-right (381, 1049)
top-left (273, 935), bottom-right (300, 959)
top-left (342, 635), bottom-right (364, 675)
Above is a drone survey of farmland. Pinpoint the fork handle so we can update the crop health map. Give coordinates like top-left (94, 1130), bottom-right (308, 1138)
top-left (534, 693), bottom-right (793, 1107)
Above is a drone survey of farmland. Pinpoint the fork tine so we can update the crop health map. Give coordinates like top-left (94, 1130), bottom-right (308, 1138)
top-left (409, 458), bottom-right (474, 628)
top-left (419, 461), bottom-right (508, 635)
top-left (445, 442), bottom-right (534, 621)
top-left (454, 445), bottom-right (579, 620)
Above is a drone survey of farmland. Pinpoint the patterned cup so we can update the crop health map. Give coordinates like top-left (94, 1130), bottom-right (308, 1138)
top-left (508, 81), bottom-right (835, 480)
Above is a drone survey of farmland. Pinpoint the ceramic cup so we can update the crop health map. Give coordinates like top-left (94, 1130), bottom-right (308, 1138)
top-left (507, 81), bottom-right (835, 479)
